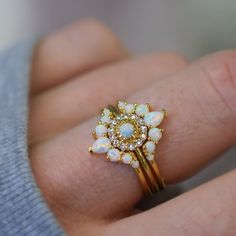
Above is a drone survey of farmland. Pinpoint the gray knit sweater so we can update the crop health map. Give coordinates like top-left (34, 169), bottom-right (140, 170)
top-left (0, 41), bottom-right (64, 235)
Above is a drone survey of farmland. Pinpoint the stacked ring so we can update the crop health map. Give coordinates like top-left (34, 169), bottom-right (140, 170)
top-left (88, 101), bottom-right (167, 196)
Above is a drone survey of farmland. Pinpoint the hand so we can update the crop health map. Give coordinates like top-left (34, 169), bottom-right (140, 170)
top-left (29, 19), bottom-right (236, 235)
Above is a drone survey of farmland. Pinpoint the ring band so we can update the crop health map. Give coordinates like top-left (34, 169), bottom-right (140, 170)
top-left (88, 101), bottom-right (166, 196)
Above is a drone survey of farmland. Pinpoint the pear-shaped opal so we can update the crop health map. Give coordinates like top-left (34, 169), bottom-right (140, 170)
top-left (144, 111), bottom-right (164, 127)
top-left (92, 137), bottom-right (111, 153)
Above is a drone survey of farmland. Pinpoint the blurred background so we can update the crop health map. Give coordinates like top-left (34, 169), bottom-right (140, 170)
top-left (1, 0), bottom-right (236, 200)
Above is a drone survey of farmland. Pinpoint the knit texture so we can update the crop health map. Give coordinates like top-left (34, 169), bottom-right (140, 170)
top-left (0, 41), bottom-right (64, 236)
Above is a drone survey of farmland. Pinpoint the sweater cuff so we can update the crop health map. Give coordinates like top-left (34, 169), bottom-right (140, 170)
top-left (0, 41), bottom-right (64, 236)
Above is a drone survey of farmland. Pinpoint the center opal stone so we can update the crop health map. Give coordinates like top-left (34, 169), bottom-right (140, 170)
top-left (119, 123), bottom-right (134, 138)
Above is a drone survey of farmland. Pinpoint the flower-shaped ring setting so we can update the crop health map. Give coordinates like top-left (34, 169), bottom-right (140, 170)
top-left (88, 101), bottom-right (167, 195)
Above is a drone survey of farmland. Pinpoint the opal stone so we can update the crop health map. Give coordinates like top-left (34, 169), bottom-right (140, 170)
top-left (92, 137), bottom-right (111, 153)
top-left (118, 101), bottom-right (126, 111)
top-left (119, 123), bottom-right (134, 138)
top-left (144, 141), bottom-right (155, 153)
top-left (146, 153), bottom-right (154, 161)
top-left (135, 104), bottom-right (149, 116)
top-left (148, 128), bottom-right (162, 142)
top-left (107, 148), bottom-right (121, 162)
top-left (95, 124), bottom-right (107, 137)
top-left (131, 160), bottom-right (139, 168)
top-left (100, 115), bottom-right (111, 124)
top-left (125, 104), bottom-right (135, 113)
top-left (144, 111), bottom-right (164, 127)
top-left (121, 153), bottom-right (133, 164)
top-left (103, 108), bottom-right (111, 116)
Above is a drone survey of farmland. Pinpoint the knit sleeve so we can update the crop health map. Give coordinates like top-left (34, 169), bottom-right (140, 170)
top-left (0, 41), bottom-right (65, 236)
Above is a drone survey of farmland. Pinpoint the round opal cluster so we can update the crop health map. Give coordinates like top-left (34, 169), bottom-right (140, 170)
top-left (90, 101), bottom-right (165, 168)
top-left (108, 113), bottom-right (147, 151)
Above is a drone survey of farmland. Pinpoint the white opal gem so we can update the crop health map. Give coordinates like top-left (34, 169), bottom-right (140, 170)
top-left (103, 108), bottom-right (111, 116)
top-left (95, 124), bottom-right (107, 137)
top-left (146, 153), bottom-right (154, 161)
top-left (92, 137), bottom-right (111, 153)
top-left (118, 101), bottom-right (126, 111)
top-left (107, 148), bottom-right (121, 162)
top-left (131, 160), bottom-right (139, 168)
top-left (101, 115), bottom-right (111, 124)
top-left (135, 104), bottom-right (149, 116)
top-left (125, 104), bottom-right (135, 113)
top-left (144, 111), bottom-right (164, 127)
top-left (119, 123), bottom-right (134, 138)
top-left (148, 128), bottom-right (162, 142)
top-left (144, 141), bottom-right (155, 153)
top-left (121, 153), bottom-right (133, 164)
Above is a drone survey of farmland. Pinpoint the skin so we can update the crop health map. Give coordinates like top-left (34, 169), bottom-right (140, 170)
top-left (29, 19), bottom-right (236, 235)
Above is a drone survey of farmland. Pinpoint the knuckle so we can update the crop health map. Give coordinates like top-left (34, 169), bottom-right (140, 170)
top-left (199, 50), bottom-right (236, 114)
top-left (41, 18), bottom-right (123, 54)
top-left (157, 52), bottom-right (188, 66)
top-left (139, 53), bottom-right (187, 76)
top-left (145, 52), bottom-right (188, 71)
top-left (78, 18), bottom-right (123, 50)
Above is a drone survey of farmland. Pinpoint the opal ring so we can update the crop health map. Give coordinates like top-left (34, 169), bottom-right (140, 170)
top-left (88, 101), bottom-right (167, 195)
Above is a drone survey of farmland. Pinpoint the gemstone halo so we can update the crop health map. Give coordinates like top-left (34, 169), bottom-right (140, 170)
top-left (89, 101), bottom-right (166, 168)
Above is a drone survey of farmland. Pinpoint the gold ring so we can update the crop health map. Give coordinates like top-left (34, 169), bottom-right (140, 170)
top-left (88, 101), bottom-right (167, 196)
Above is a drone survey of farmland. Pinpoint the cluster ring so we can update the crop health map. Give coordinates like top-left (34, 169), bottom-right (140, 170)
top-left (88, 101), bottom-right (167, 195)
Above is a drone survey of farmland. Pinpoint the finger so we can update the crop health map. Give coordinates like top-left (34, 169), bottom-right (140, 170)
top-left (29, 53), bottom-right (187, 144)
top-left (31, 19), bottom-right (128, 94)
top-left (30, 51), bottom-right (236, 223)
top-left (104, 169), bottom-right (236, 236)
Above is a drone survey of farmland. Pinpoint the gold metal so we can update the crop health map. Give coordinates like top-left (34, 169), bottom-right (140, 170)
top-left (161, 109), bottom-right (168, 118)
top-left (107, 104), bottom-right (165, 195)
top-left (134, 167), bottom-right (152, 196)
top-left (88, 146), bottom-right (93, 154)
top-left (134, 148), bottom-right (159, 193)
top-left (147, 159), bottom-right (165, 190)
top-left (107, 105), bottom-right (120, 117)
top-left (90, 102), bottom-right (166, 196)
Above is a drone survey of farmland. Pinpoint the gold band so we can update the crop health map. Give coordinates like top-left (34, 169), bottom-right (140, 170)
top-left (134, 148), bottom-right (160, 193)
top-left (134, 167), bottom-right (152, 195)
top-left (89, 101), bottom-right (166, 196)
top-left (108, 105), bottom-right (164, 195)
